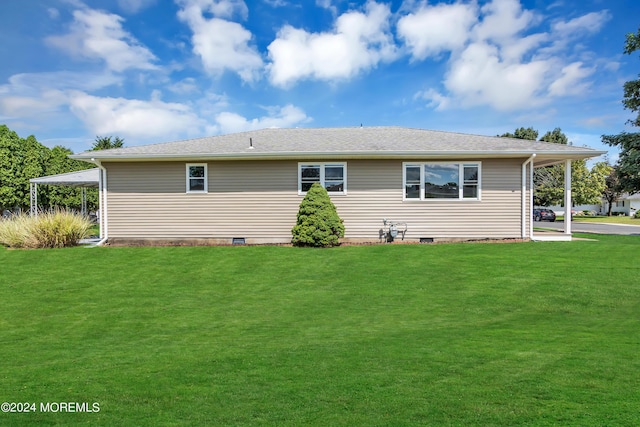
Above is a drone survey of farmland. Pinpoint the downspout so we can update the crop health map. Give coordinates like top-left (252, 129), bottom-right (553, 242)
top-left (92, 158), bottom-right (108, 246)
top-left (521, 154), bottom-right (536, 239)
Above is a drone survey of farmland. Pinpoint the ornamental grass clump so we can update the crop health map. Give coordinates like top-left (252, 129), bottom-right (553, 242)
top-left (292, 183), bottom-right (344, 247)
top-left (0, 210), bottom-right (92, 249)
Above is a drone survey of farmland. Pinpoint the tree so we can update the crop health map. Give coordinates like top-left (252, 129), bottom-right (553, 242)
top-left (600, 28), bottom-right (640, 194)
top-left (601, 132), bottom-right (640, 193)
top-left (0, 125), bottom-right (25, 211)
top-left (540, 128), bottom-right (568, 145)
top-left (602, 166), bottom-right (624, 216)
top-left (0, 125), bottom-right (98, 212)
top-left (291, 183), bottom-right (344, 247)
top-left (92, 136), bottom-right (124, 151)
top-left (499, 127), bottom-right (538, 140)
top-left (501, 127), bottom-right (608, 206)
top-left (623, 27), bottom-right (640, 127)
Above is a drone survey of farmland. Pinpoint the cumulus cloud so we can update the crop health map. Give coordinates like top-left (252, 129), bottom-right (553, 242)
top-left (409, 0), bottom-right (610, 112)
top-left (0, 71), bottom-right (121, 117)
top-left (176, 0), bottom-right (263, 82)
top-left (68, 91), bottom-right (205, 139)
top-left (46, 8), bottom-right (157, 72)
top-left (214, 104), bottom-right (311, 134)
top-left (548, 62), bottom-right (594, 96)
top-left (397, 2), bottom-right (477, 60)
top-left (442, 42), bottom-right (551, 111)
top-left (267, 1), bottom-right (397, 87)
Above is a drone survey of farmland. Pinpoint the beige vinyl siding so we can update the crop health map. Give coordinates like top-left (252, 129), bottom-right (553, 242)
top-left (104, 158), bottom-right (529, 241)
top-left (336, 159), bottom-right (525, 240)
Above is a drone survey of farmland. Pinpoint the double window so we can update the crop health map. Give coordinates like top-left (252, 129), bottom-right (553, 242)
top-left (404, 162), bottom-right (480, 200)
top-left (299, 163), bottom-right (346, 195)
top-left (186, 163), bottom-right (207, 193)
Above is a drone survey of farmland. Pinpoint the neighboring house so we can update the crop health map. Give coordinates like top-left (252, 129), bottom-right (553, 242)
top-left (71, 127), bottom-right (604, 245)
top-left (602, 193), bottom-right (640, 216)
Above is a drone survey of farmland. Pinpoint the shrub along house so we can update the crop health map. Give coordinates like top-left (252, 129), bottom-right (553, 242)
top-left (71, 127), bottom-right (605, 245)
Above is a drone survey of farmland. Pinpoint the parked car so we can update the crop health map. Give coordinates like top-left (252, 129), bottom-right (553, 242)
top-left (534, 208), bottom-right (556, 222)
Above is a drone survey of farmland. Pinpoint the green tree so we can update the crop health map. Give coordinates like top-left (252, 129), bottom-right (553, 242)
top-left (600, 28), bottom-right (640, 193)
top-left (601, 132), bottom-right (640, 193)
top-left (291, 183), bottom-right (344, 247)
top-left (0, 125), bottom-right (98, 213)
top-left (540, 128), bottom-right (568, 145)
top-left (602, 166), bottom-right (624, 216)
top-left (0, 125), bottom-right (25, 211)
top-left (92, 136), bottom-right (124, 151)
top-left (501, 127), bottom-right (608, 206)
top-left (623, 27), bottom-right (640, 127)
top-left (38, 146), bottom-right (98, 212)
top-left (499, 127), bottom-right (538, 140)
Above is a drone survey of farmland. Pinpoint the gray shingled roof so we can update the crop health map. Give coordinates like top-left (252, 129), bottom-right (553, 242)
top-left (71, 127), bottom-right (605, 166)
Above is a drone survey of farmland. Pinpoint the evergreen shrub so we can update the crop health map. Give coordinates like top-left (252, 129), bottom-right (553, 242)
top-left (291, 183), bottom-right (344, 247)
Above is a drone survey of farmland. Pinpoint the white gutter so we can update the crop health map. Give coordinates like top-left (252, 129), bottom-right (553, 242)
top-left (522, 154), bottom-right (536, 239)
top-left (91, 158), bottom-right (108, 246)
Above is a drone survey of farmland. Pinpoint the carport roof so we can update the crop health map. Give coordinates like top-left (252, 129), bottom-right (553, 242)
top-left (30, 168), bottom-right (100, 188)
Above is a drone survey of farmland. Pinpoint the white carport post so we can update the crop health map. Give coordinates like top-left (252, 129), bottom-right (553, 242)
top-left (30, 182), bottom-right (37, 217)
top-left (564, 159), bottom-right (572, 236)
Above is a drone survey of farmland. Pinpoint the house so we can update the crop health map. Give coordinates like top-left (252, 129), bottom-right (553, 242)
top-left (71, 127), bottom-right (605, 245)
top-left (603, 193), bottom-right (640, 217)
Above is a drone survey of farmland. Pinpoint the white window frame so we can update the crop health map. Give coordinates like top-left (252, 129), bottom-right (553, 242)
top-left (403, 162), bottom-right (481, 201)
top-left (186, 163), bottom-right (208, 193)
top-left (298, 162), bottom-right (347, 195)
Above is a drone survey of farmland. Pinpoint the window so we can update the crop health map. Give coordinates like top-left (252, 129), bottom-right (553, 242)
top-left (186, 163), bottom-right (207, 193)
top-left (299, 163), bottom-right (346, 194)
top-left (403, 162), bottom-right (480, 201)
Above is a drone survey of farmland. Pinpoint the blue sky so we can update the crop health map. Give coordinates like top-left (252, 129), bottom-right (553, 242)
top-left (0, 0), bottom-right (638, 162)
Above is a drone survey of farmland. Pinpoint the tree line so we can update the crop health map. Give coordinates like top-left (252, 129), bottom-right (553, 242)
top-left (600, 26), bottom-right (640, 213)
top-left (0, 126), bottom-right (123, 213)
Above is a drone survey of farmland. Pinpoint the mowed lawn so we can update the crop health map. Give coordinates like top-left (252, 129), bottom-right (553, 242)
top-left (1, 236), bottom-right (639, 426)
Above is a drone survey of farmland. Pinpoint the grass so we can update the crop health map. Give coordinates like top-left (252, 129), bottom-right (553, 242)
top-left (1, 236), bottom-right (639, 425)
top-left (570, 215), bottom-right (640, 225)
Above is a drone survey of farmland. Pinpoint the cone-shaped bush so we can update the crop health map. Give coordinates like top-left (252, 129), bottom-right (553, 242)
top-left (292, 183), bottom-right (344, 247)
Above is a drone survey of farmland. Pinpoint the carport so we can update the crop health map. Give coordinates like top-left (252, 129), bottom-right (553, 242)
top-left (29, 168), bottom-right (100, 217)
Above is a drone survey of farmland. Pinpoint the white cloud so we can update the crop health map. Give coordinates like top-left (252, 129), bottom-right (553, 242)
top-left (316, 0), bottom-right (337, 16)
top-left (68, 91), bottom-right (205, 139)
top-left (0, 71), bottom-right (121, 117)
top-left (117, 0), bottom-right (157, 14)
top-left (214, 104), bottom-right (310, 134)
top-left (548, 62), bottom-right (594, 96)
top-left (552, 10), bottom-right (611, 36)
top-left (473, 0), bottom-right (539, 43)
top-left (444, 42), bottom-right (551, 111)
top-left (414, 88), bottom-right (452, 111)
top-left (167, 77), bottom-right (200, 94)
top-left (46, 8), bottom-right (157, 72)
top-left (408, 0), bottom-right (610, 112)
top-left (176, 0), bottom-right (262, 82)
top-left (267, 1), bottom-right (397, 87)
top-left (397, 2), bottom-right (477, 60)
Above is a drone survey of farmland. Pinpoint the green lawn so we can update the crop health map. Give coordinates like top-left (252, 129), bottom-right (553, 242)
top-left (570, 215), bottom-right (640, 225)
top-left (1, 236), bottom-right (639, 426)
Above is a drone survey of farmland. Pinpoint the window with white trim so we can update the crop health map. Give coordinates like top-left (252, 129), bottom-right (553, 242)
top-left (186, 163), bottom-right (207, 193)
top-left (299, 163), bottom-right (346, 194)
top-left (404, 162), bottom-right (480, 200)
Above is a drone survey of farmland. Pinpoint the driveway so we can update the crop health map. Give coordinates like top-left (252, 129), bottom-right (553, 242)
top-left (535, 220), bottom-right (640, 235)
